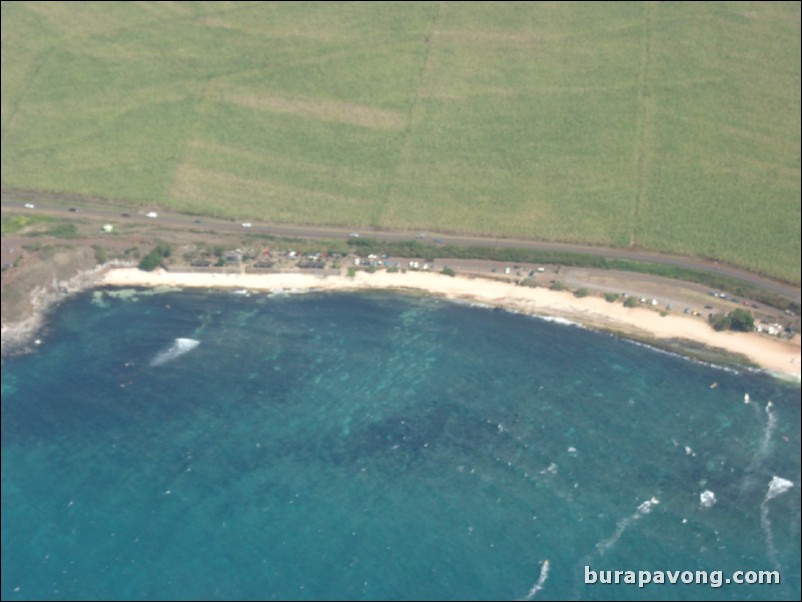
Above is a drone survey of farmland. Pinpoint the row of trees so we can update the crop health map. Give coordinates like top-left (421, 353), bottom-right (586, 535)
top-left (345, 237), bottom-right (796, 313)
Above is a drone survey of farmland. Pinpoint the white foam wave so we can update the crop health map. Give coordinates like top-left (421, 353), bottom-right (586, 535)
top-left (453, 304), bottom-right (587, 329)
top-left (596, 497), bottom-right (659, 556)
top-left (620, 338), bottom-right (744, 375)
top-left (150, 338), bottom-right (200, 367)
top-left (449, 299), bottom-right (494, 310)
top-left (767, 475), bottom-right (794, 500)
top-left (699, 490), bottom-right (716, 509)
top-left (267, 288), bottom-right (317, 297)
top-left (743, 402), bottom-right (778, 490)
top-left (534, 315), bottom-right (585, 328)
top-left (760, 476), bottom-right (794, 571)
top-left (519, 560), bottom-right (550, 601)
top-left (761, 402), bottom-right (778, 455)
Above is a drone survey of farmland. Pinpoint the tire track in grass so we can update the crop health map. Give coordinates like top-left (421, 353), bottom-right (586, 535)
top-left (1, 46), bottom-right (54, 150)
top-left (371, 2), bottom-right (444, 229)
top-left (629, 1), bottom-right (655, 249)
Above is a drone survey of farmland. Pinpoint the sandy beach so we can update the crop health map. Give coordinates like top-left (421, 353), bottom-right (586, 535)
top-left (100, 267), bottom-right (801, 380)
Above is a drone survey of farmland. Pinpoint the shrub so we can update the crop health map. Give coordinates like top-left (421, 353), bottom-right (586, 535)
top-left (709, 313), bottom-right (732, 331)
top-left (550, 281), bottom-right (566, 291)
top-left (574, 287), bottom-right (589, 298)
top-left (604, 292), bottom-right (620, 303)
top-left (92, 245), bottom-right (107, 264)
top-left (624, 296), bottom-right (639, 308)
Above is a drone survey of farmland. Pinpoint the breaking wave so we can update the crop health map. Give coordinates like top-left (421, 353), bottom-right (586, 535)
top-left (761, 476), bottom-right (794, 571)
top-left (596, 497), bottom-right (660, 556)
top-left (519, 560), bottom-right (550, 601)
top-left (150, 338), bottom-right (200, 367)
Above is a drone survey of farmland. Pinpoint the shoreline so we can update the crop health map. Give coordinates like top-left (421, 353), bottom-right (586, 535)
top-left (0, 262), bottom-right (115, 356)
top-left (93, 268), bottom-right (801, 382)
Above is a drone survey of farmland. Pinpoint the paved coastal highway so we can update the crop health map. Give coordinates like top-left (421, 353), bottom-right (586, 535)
top-left (2, 194), bottom-right (799, 303)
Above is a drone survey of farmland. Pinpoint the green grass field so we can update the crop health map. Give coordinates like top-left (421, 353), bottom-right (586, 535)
top-left (2, 2), bottom-right (799, 282)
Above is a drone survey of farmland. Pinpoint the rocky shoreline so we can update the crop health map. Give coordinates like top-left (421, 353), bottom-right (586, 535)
top-left (1, 261), bottom-right (132, 356)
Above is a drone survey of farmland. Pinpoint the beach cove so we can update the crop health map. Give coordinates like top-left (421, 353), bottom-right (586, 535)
top-left (101, 267), bottom-right (801, 381)
top-left (4, 275), bottom-right (800, 601)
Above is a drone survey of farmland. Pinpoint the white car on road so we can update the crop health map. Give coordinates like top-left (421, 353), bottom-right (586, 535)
top-left (241, 222), bottom-right (252, 228)
top-left (24, 203), bottom-right (35, 209)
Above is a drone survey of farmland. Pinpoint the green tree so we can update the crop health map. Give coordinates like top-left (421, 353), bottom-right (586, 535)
top-left (709, 309), bottom-right (753, 332)
top-left (138, 251), bottom-right (162, 271)
top-left (729, 308), bottom-right (754, 332)
top-left (138, 243), bottom-right (171, 271)
top-left (709, 313), bottom-right (731, 331)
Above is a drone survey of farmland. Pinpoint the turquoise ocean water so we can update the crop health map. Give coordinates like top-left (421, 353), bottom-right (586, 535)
top-left (1, 289), bottom-right (800, 601)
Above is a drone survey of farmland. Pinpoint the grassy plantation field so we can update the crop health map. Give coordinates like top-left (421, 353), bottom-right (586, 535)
top-left (2, 2), bottom-right (799, 282)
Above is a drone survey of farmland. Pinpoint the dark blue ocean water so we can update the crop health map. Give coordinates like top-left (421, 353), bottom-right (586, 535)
top-left (2, 289), bottom-right (800, 601)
